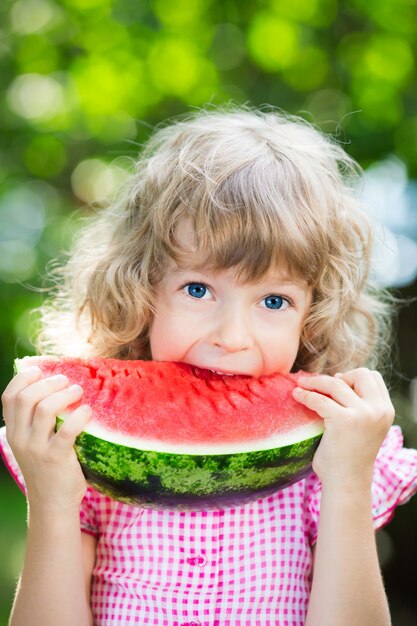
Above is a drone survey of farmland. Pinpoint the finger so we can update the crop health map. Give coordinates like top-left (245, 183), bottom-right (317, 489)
top-left (334, 368), bottom-right (382, 400)
top-left (292, 386), bottom-right (342, 419)
top-left (296, 374), bottom-right (360, 409)
top-left (2, 367), bottom-right (43, 425)
top-left (52, 404), bottom-right (92, 452)
top-left (11, 374), bottom-right (71, 440)
top-left (370, 371), bottom-right (395, 424)
top-left (30, 384), bottom-right (85, 445)
top-left (370, 371), bottom-right (392, 404)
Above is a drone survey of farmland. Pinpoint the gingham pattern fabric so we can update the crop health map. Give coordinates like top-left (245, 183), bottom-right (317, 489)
top-left (1, 425), bottom-right (417, 626)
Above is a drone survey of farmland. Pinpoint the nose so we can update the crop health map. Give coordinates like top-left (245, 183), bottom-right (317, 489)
top-left (211, 304), bottom-right (254, 353)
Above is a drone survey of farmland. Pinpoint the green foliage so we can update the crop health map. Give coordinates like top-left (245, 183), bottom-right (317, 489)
top-left (0, 0), bottom-right (417, 622)
top-left (1, 0), bottom-right (415, 367)
top-left (0, 477), bottom-right (26, 626)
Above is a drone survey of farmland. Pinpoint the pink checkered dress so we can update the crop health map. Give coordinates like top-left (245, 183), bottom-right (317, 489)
top-left (1, 425), bottom-right (417, 626)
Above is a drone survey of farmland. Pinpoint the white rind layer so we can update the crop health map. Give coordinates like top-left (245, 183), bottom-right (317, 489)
top-left (59, 412), bottom-right (323, 455)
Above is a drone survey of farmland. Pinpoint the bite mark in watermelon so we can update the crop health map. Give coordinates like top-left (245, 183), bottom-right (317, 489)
top-left (15, 357), bottom-right (323, 509)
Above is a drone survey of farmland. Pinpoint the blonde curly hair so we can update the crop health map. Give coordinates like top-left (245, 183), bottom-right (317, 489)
top-left (35, 105), bottom-right (393, 374)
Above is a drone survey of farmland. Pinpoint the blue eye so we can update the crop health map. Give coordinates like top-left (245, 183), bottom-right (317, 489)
top-left (264, 295), bottom-right (286, 310)
top-left (186, 283), bottom-right (207, 299)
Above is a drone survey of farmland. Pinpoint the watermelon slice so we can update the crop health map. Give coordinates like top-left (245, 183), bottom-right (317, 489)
top-left (15, 357), bottom-right (323, 509)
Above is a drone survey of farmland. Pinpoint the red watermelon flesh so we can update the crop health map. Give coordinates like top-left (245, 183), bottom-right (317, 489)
top-left (16, 357), bottom-right (320, 447)
top-left (13, 357), bottom-right (324, 507)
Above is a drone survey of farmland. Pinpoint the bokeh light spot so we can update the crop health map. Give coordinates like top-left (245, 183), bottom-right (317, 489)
top-left (10, 0), bottom-right (60, 35)
top-left (72, 55), bottom-right (146, 117)
top-left (247, 13), bottom-right (300, 71)
top-left (152, 0), bottom-right (205, 26)
top-left (7, 73), bottom-right (64, 121)
top-left (339, 31), bottom-right (414, 88)
top-left (71, 159), bottom-right (129, 204)
top-left (148, 38), bottom-right (207, 97)
top-left (0, 241), bottom-right (37, 282)
top-left (270, 0), bottom-right (337, 27)
top-left (364, 35), bottom-right (413, 85)
top-left (305, 89), bottom-right (352, 128)
top-left (0, 187), bottom-right (46, 243)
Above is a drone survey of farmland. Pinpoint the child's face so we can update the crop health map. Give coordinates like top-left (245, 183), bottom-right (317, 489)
top-left (149, 225), bottom-right (311, 377)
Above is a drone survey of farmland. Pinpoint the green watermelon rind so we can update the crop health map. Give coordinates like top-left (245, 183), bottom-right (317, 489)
top-left (60, 419), bottom-right (321, 508)
top-left (15, 357), bottom-right (324, 509)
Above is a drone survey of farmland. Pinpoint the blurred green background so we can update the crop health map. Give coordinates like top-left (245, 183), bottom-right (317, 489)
top-left (1, 0), bottom-right (417, 624)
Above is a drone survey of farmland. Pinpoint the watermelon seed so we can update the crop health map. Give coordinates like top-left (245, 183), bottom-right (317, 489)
top-left (207, 396), bottom-right (219, 413)
top-left (225, 395), bottom-right (238, 410)
top-left (97, 375), bottom-right (105, 390)
top-left (237, 389), bottom-right (254, 405)
top-left (88, 365), bottom-right (98, 378)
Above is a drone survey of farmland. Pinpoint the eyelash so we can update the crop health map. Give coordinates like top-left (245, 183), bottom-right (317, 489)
top-left (179, 281), bottom-right (294, 311)
top-left (261, 295), bottom-right (293, 311)
top-left (179, 281), bottom-right (211, 299)
top-left (181, 282), bottom-right (210, 299)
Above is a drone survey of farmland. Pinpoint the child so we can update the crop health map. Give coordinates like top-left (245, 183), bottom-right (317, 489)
top-left (1, 106), bottom-right (417, 626)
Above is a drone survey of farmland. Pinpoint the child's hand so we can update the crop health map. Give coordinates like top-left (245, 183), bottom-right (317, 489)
top-left (1, 365), bottom-right (92, 512)
top-left (292, 368), bottom-right (395, 491)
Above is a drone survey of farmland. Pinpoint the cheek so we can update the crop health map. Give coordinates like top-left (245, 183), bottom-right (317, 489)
top-left (149, 314), bottom-right (192, 361)
top-left (261, 325), bottom-right (302, 372)
top-left (148, 316), bottom-right (170, 360)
